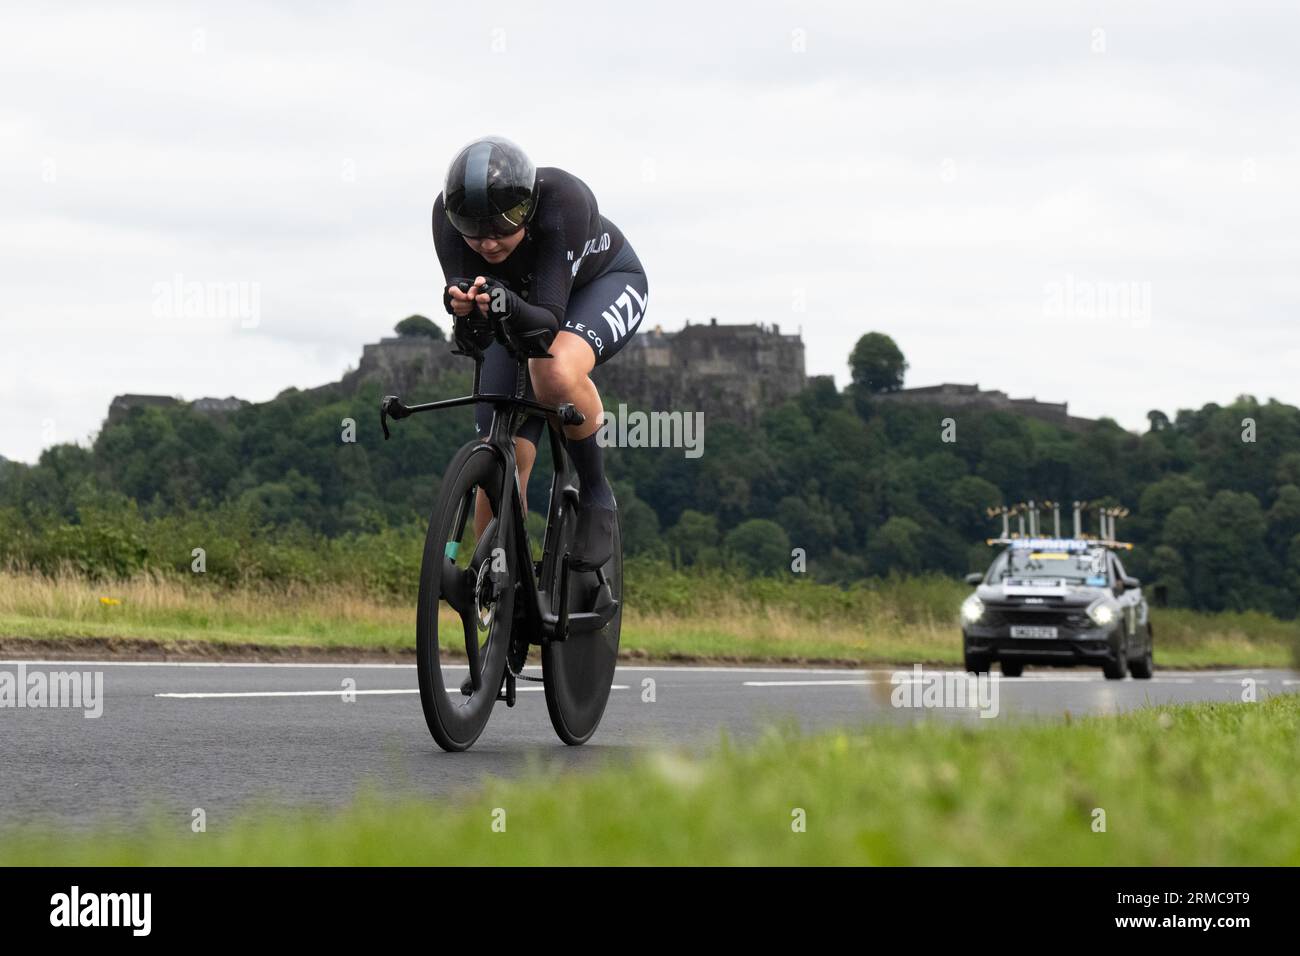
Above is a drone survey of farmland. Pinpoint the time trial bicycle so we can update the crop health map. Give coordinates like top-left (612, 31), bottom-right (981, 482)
top-left (380, 315), bottom-right (622, 752)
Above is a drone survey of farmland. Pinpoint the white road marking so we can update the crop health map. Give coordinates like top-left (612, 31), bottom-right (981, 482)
top-left (3, 659), bottom-right (434, 670)
top-left (744, 679), bottom-right (876, 687)
top-left (156, 685), bottom-right (630, 700)
top-left (158, 689), bottom-right (421, 699)
top-left (3, 658), bottom-right (909, 676)
top-left (744, 674), bottom-right (1219, 689)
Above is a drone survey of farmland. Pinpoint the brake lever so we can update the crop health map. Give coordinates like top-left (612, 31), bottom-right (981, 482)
top-left (380, 395), bottom-right (410, 440)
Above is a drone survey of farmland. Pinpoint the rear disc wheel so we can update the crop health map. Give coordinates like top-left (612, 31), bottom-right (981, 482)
top-left (542, 504), bottom-right (623, 746)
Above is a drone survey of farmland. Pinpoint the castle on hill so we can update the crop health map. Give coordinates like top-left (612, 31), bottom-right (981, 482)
top-left (105, 319), bottom-right (1094, 432)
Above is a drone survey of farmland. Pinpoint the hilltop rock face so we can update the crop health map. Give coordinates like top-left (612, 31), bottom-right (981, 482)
top-left (339, 336), bottom-right (462, 397)
top-left (106, 394), bottom-right (180, 426)
top-left (106, 394), bottom-right (248, 427)
top-left (591, 320), bottom-right (807, 426)
top-left (870, 383), bottom-right (1095, 433)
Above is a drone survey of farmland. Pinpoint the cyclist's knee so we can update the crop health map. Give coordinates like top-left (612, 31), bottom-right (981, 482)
top-left (532, 332), bottom-right (595, 399)
top-left (529, 354), bottom-right (587, 402)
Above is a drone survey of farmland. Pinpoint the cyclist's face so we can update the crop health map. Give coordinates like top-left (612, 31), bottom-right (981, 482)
top-left (464, 228), bottom-right (525, 264)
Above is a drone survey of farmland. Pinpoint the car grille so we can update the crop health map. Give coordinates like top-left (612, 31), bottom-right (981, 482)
top-left (982, 607), bottom-right (1092, 630)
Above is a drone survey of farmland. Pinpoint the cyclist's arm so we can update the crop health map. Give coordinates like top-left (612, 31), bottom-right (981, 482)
top-left (473, 181), bottom-right (595, 349)
top-left (524, 179), bottom-right (591, 328)
top-left (432, 193), bottom-right (475, 287)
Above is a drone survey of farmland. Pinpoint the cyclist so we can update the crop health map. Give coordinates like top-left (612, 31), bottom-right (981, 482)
top-left (434, 135), bottom-right (648, 570)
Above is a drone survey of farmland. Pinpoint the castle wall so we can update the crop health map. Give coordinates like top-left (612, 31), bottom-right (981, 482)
top-left (590, 322), bottom-right (807, 426)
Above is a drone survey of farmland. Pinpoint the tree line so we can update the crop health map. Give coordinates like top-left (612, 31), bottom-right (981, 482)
top-left (2, 327), bottom-right (1297, 618)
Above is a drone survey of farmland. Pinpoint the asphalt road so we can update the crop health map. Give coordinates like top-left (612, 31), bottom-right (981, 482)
top-left (1, 659), bottom-right (1295, 827)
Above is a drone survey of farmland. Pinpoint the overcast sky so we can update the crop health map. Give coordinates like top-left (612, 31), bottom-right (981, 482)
top-left (2, 1), bottom-right (1297, 463)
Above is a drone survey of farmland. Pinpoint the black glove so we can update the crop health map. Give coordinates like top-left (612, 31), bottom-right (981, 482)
top-left (442, 277), bottom-right (472, 316)
top-left (444, 278), bottom-right (493, 354)
top-left (474, 276), bottom-right (514, 320)
top-left (476, 277), bottom-right (556, 357)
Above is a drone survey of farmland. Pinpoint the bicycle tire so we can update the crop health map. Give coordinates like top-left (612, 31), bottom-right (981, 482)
top-left (416, 441), bottom-right (516, 752)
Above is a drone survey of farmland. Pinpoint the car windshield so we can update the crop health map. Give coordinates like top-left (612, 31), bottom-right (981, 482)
top-left (986, 547), bottom-right (1109, 585)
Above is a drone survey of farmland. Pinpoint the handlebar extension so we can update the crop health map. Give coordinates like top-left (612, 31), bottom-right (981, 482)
top-left (380, 393), bottom-right (583, 441)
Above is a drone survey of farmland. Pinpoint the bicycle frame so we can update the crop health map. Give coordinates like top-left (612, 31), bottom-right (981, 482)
top-left (380, 343), bottom-right (618, 652)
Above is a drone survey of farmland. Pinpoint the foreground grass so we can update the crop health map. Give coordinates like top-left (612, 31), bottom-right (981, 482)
top-left (4, 695), bottom-right (1299, 865)
top-left (0, 569), bottom-right (1294, 668)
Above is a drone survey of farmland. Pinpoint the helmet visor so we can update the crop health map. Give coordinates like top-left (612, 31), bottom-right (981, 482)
top-left (446, 197), bottom-right (533, 239)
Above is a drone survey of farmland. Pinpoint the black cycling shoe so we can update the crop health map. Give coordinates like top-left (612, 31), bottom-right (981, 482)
top-left (571, 500), bottom-right (616, 571)
top-left (460, 675), bottom-right (474, 696)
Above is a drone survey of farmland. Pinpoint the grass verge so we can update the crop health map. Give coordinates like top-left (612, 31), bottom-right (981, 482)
top-left (3, 695), bottom-right (1299, 865)
top-left (0, 569), bottom-right (1295, 668)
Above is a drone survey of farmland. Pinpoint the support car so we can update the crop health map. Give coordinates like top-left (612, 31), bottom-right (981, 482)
top-left (961, 537), bottom-right (1153, 679)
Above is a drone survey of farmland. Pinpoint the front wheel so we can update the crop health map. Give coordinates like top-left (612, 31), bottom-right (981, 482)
top-left (416, 442), bottom-right (516, 752)
top-left (542, 503), bottom-right (623, 746)
top-left (1102, 634), bottom-right (1130, 680)
top-left (1129, 626), bottom-right (1155, 679)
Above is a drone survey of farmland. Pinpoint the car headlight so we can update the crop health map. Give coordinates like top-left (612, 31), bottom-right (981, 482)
top-left (1087, 601), bottom-right (1116, 626)
top-left (961, 594), bottom-right (984, 624)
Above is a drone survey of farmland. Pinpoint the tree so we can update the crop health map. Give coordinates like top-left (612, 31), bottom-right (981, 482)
top-left (665, 509), bottom-right (720, 567)
top-left (849, 332), bottom-right (908, 393)
top-left (866, 516), bottom-right (925, 575)
top-left (945, 475), bottom-right (1003, 537)
top-left (613, 486), bottom-right (665, 559)
top-left (394, 315), bottom-right (445, 340)
top-left (723, 519), bottom-right (790, 576)
top-left (1147, 544), bottom-right (1189, 607)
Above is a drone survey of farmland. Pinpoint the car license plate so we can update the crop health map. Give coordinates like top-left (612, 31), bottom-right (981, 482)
top-left (1010, 625), bottom-right (1058, 639)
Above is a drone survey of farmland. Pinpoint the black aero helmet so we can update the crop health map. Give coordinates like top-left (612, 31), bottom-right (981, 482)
top-left (443, 136), bottom-right (537, 238)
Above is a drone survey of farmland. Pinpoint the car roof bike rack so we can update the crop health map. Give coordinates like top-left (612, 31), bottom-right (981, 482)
top-left (983, 500), bottom-right (1134, 550)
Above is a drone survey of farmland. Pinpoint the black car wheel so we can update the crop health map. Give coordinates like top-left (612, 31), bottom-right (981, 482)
top-left (1000, 661), bottom-right (1024, 677)
top-left (963, 645), bottom-right (989, 674)
top-left (1129, 626), bottom-right (1154, 679)
top-left (1102, 634), bottom-right (1129, 680)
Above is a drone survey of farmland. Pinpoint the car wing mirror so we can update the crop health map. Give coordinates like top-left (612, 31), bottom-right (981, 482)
top-left (1122, 575), bottom-right (1140, 589)
top-left (965, 572), bottom-right (983, 585)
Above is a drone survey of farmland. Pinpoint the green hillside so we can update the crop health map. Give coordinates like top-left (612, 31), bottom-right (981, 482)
top-left (2, 328), bottom-right (1299, 618)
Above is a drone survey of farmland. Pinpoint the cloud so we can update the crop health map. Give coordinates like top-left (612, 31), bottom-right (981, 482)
top-left (1, 0), bottom-right (1298, 460)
